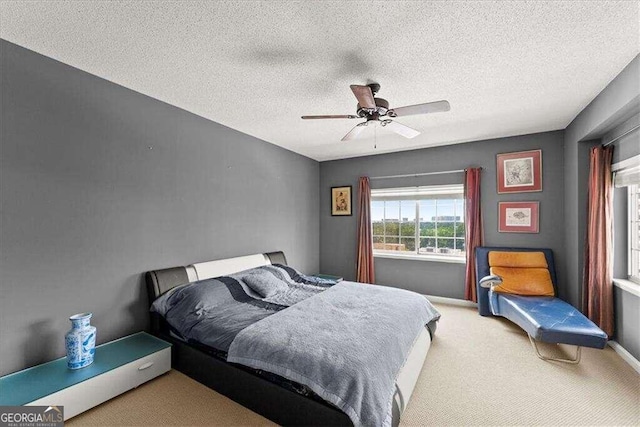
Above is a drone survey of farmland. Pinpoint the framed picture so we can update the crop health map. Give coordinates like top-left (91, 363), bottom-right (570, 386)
top-left (331, 186), bottom-right (352, 216)
top-left (499, 201), bottom-right (539, 233)
top-left (497, 149), bottom-right (542, 193)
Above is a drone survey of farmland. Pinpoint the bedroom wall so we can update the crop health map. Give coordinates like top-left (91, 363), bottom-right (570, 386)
top-left (0, 39), bottom-right (320, 376)
top-left (611, 113), bottom-right (640, 282)
top-left (319, 131), bottom-right (565, 300)
top-left (563, 54), bottom-right (639, 360)
top-left (610, 113), bottom-right (640, 165)
top-left (563, 55), bottom-right (639, 308)
top-left (610, 114), bottom-right (640, 361)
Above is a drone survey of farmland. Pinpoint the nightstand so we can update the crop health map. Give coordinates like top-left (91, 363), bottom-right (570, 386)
top-left (0, 332), bottom-right (171, 420)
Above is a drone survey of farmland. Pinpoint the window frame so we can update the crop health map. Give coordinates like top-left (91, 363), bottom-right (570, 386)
top-left (628, 183), bottom-right (640, 285)
top-left (612, 153), bottom-right (640, 297)
top-left (371, 185), bottom-right (466, 263)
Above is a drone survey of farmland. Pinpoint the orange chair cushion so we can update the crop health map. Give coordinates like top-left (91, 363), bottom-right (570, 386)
top-left (489, 267), bottom-right (555, 296)
top-left (488, 251), bottom-right (548, 269)
top-left (488, 251), bottom-right (555, 296)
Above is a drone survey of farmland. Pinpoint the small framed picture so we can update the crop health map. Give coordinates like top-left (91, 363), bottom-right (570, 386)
top-left (331, 186), bottom-right (352, 216)
top-left (499, 201), bottom-right (539, 233)
top-left (497, 149), bottom-right (542, 193)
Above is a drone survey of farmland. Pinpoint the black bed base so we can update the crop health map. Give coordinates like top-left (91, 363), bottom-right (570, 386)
top-left (155, 329), bottom-right (353, 426)
top-left (144, 254), bottom-right (404, 426)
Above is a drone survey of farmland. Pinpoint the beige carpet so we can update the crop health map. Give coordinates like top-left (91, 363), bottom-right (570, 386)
top-left (68, 303), bottom-right (640, 426)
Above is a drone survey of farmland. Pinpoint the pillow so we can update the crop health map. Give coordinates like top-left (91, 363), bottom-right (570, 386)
top-left (243, 273), bottom-right (289, 298)
top-left (488, 251), bottom-right (554, 296)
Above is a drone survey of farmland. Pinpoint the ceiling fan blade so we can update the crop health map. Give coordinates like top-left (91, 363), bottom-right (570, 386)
top-left (341, 122), bottom-right (368, 141)
top-left (301, 115), bottom-right (359, 119)
top-left (388, 100), bottom-right (450, 117)
top-left (381, 120), bottom-right (420, 139)
top-left (350, 85), bottom-right (376, 109)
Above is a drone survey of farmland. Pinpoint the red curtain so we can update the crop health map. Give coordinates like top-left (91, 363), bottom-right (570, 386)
top-left (356, 177), bottom-right (375, 283)
top-left (583, 145), bottom-right (614, 337)
top-left (464, 168), bottom-right (483, 302)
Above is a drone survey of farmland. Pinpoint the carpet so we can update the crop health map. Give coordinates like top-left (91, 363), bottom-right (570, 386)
top-left (67, 302), bottom-right (640, 426)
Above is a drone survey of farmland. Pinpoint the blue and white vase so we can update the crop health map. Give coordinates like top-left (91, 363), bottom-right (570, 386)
top-left (65, 312), bottom-right (97, 369)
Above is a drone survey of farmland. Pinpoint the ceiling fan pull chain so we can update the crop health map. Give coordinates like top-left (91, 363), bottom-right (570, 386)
top-left (374, 123), bottom-right (377, 149)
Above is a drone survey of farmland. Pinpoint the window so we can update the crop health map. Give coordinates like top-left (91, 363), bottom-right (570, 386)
top-left (371, 185), bottom-right (465, 261)
top-left (628, 184), bottom-right (640, 284)
top-left (613, 153), bottom-right (640, 285)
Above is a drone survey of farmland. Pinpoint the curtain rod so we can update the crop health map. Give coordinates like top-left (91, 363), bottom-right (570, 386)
top-left (369, 168), bottom-right (472, 180)
top-left (603, 124), bottom-right (640, 147)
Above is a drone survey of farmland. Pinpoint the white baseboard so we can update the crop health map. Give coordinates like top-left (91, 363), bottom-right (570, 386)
top-left (608, 341), bottom-right (640, 375)
top-left (424, 294), bottom-right (477, 307)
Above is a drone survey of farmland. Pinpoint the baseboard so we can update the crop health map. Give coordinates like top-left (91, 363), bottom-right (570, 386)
top-left (424, 294), bottom-right (477, 307)
top-left (608, 341), bottom-right (640, 375)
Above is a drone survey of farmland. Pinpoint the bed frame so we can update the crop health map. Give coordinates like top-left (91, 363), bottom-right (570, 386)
top-left (145, 252), bottom-right (431, 426)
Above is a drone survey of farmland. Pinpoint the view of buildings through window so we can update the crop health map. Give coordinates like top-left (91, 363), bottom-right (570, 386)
top-left (371, 185), bottom-right (465, 258)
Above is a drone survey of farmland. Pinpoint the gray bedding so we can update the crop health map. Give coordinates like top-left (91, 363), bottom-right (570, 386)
top-left (228, 281), bottom-right (439, 427)
top-left (150, 264), bottom-right (332, 351)
top-left (151, 265), bottom-right (440, 426)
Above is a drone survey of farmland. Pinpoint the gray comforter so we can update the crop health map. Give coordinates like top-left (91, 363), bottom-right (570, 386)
top-left (151, 265), bottom-right (440, 426)
top-left (227, 281), bottom-right (440, 427)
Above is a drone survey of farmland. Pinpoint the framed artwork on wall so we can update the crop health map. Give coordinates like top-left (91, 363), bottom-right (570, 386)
top-left (498, 201), bottom-right (539, 233)
top-left (497, 149), bottom-right (542, 193)
top-left (331, 186), bottom-right (352, 216)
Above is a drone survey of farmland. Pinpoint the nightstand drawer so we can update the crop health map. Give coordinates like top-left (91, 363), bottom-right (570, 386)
top-left (28, 347), bottom-right (170, 420)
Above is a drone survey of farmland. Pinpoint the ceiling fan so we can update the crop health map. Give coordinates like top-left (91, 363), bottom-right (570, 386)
top-left (301, 83), bottom-right (450, 141)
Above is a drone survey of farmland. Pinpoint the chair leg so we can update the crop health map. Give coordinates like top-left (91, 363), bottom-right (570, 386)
top-left (528, 335), bottom-right (582, 364)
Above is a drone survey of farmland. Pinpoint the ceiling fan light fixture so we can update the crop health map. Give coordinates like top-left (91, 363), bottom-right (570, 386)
top-left (341, 121), bottom-right (369, 142)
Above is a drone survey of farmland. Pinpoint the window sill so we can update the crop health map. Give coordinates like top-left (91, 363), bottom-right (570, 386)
top-left (374, 252), bottom-right (466, 264)
top-left (613, 278), bottom-right (640, 298)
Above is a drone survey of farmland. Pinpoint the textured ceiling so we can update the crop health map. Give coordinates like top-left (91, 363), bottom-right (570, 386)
top-left (1, 1), bottom-right (638, 161)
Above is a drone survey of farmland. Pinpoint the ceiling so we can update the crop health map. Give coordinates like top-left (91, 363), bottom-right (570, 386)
top-left (1, 1), bottom-right (638, 161)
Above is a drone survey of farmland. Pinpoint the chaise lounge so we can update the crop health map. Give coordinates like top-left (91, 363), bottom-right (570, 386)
top-left (475, 247), bottom-right (608, 364)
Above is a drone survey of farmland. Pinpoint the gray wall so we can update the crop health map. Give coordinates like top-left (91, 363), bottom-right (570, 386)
top-left (320, 131), bottom-right (565, 300)
top-left (563, 55), bottom-right (640, 308)
top-left (610, 115), bottom-right (640, 361)
top-left (614, 287), bottom-right (640, 360)
top-left (610, 113), bottom-right (640, 165)
top-left (562, 138), bottom-right (600, 307)
top-left (563, 54), bottom-right (639, 360)
top-left (611, 114), bottom-right (640, 280)
top-left (0, 40), bottom-right (319, 376)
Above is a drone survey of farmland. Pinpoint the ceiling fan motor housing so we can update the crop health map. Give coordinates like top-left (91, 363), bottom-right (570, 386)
top-left (357, 97), bottom-right (389, 118)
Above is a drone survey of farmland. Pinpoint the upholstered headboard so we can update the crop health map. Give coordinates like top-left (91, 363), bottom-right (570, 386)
top-left (145, 251), bottom-right (287, 305)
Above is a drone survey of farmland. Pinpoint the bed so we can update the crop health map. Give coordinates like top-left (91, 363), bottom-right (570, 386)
top-left (145, 252), bottom-right (439, 426)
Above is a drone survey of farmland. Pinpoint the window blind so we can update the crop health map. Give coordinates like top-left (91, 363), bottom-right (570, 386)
top-left (371, 184), bottom-right (463, 201)
top-left (613, 154), bottom-right (640, 188)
